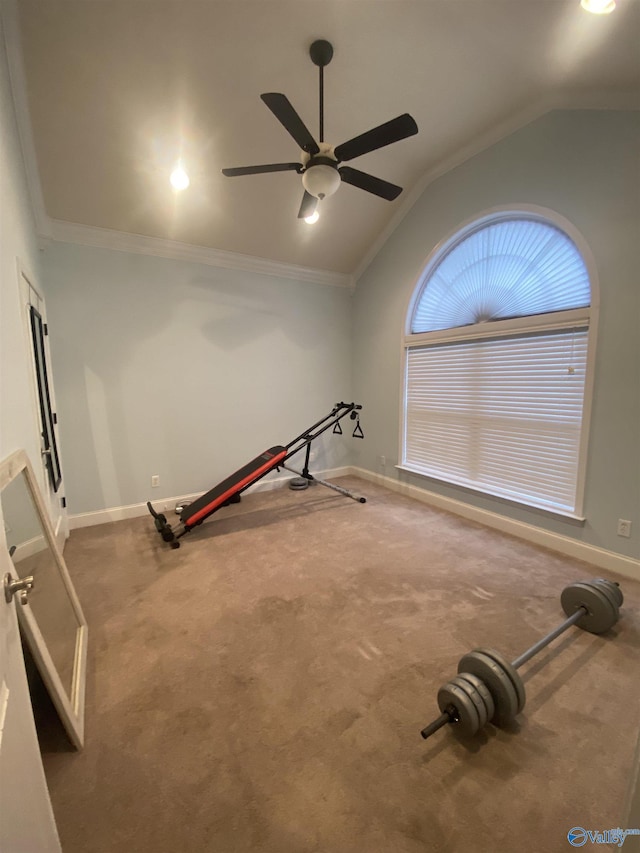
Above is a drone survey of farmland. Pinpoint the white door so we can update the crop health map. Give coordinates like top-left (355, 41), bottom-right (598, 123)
top-left (2, 450), bottom-right (88, 750)
top-left (0, 537), bottom-right (61, 853)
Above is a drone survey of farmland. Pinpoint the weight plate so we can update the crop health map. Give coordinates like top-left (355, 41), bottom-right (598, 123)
top-left (560, 581), bottom-right (619, 634)
top-left (455, 672), bottom-right (495, 727)
top-left (437, 680), bottom-right (481, 737)
top-left (458, 650), bottom-right (519, 726)
top-left (449, 674), bottom-right (489, 729)
top-left (589, 580), bottom-right (619, 613)
top-left (475, 647), bottom-right (526, 714)
top-left (591, 578), bottom-right (624, 608)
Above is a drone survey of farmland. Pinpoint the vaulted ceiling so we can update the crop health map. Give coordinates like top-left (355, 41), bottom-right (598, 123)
top-left (10, 0), bottom-right (640, 281)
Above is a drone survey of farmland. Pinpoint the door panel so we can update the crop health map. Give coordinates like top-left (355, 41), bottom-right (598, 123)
top-left (0, 514), bottom-right (61, 852)
top-left (1, 449), bottom-right (87, 750)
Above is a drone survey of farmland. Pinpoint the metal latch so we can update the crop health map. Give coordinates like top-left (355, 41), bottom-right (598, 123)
top-left (4, 574), bottom-right (35, 606)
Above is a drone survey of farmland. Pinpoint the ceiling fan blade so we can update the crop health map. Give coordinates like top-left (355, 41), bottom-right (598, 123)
top-left (334, 113), bottom-right (418, 163)
top-left (222, 162), bottom-right (302, 177)
top-left (339, 167), bottom-right (403, 201)
top-left (261, 93), bottom-right (320, 155)
top-left (297, 191), bottom-right (318, 220)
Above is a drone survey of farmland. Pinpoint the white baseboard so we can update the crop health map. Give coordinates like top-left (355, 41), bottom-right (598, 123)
top-left (68, 466), bottom-right (352, 530)
top-left (10, 515), bottom-right (64, 561)
top-left (11, 534), bottom-right (47, 562)
top-left (352, 467), bottom-right (640, 582)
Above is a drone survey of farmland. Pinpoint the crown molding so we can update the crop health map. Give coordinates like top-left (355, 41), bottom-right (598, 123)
top-left (352, 87), bottom-right (640, 285)
top-left (46, 219), bottom-right (353, 288)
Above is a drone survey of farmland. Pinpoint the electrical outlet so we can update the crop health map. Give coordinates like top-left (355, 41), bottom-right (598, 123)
top-left (617, 519), bottom-right (631, 538)
top-left (151, 475), bottom-right (160, 488)
top-left (379, 455), bottom-right (386, 467)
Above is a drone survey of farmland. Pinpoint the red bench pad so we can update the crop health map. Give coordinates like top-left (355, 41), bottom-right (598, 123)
top-left (181, 446), bottom-right (287, 527)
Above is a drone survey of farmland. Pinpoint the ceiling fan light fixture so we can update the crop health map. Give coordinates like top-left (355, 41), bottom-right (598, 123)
top-left (302, 164), bottom-right (341, 200)
top-left (304, 210), bottom-right (320, 225)
top-left (580, 0), bottom-right (616, 13)
top-left (170, 160), bottom-right (190, 191)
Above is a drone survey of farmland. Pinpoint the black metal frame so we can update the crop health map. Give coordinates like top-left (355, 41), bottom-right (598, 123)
top-left (29, 306), bottom-right (62, 493)
top-left (147, 402), bottom-right (364, 548)
top-left (282, 400), bottom-right (363, 476)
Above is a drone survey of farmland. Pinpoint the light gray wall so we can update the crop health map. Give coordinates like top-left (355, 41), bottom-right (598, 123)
top-left (0, 11), bottom-right (64, 842)
top-left (352, 109), bottom-right (640, 558)
top-left (42, 243), bottom-right (354, 514)
top-left (0, 14), bottom-right (49, 494)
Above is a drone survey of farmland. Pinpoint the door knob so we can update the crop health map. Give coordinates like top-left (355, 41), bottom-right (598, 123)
top-left (4, 574), bottom-right (35, 605)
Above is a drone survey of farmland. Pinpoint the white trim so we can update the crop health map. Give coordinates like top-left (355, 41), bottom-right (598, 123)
top-left (396, 464), bottom-right (587, 522)
top-left (9, 518), bottom-right (64, 563)
top-left (68, 466), bottom-right (352, 529)
top-left (353, 466), bottom-right (640, 582)
top-left (11, 534), bottom-right (47, 562)
top-left (11, 517), bottom-right (68, 568)
top-left (404, 307), bottom-right (590, 348)
top-left (47, 220), bottom-right (353, 289)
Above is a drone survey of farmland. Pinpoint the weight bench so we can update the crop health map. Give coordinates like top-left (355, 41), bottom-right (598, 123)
top-left (147, 401), bottom-right (365, 548)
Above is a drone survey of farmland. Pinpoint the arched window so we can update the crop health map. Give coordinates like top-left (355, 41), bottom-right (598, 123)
top-left (402, 209), bottom-right (596, 517)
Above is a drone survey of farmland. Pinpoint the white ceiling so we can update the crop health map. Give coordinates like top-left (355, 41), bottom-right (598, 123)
top-left (11, 0), bottom-right (640, 280)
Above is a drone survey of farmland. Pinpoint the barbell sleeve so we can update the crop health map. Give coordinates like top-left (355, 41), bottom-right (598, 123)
top-left (420, 711), bottom-right (451, 740)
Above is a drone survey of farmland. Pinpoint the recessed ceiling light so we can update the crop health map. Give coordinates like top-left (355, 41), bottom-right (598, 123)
top-left (580, 0), bottom-right (616, 14)
top-left (170, 161), bottom-right (190, 190)
top-left (304, 210), bottom-right (320, 225)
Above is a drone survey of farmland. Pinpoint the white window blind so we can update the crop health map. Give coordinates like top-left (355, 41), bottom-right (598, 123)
top-left (404, 328), bottom-right (588, 513)
top-left (412, 218), bottom-right (591, 333)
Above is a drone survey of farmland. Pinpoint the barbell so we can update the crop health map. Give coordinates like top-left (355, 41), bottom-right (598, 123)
top-left (420, 577), bottom-right (623, 741)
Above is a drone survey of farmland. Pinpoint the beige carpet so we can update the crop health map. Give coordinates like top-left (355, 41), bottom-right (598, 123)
top-left (33, 477), bottom-right (640, 853)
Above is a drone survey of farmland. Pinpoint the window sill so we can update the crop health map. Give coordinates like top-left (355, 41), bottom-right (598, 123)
top-left (395, 464), bottom-right (587, 523)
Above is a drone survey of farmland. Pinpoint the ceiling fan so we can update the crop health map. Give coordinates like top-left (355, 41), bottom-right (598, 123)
top-left (221, 39), bottom-right (419, 220)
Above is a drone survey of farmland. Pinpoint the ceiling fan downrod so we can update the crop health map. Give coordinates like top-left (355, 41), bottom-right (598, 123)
top-left (309, 39), bottom-right (333, 144)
